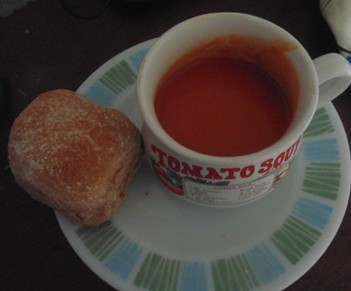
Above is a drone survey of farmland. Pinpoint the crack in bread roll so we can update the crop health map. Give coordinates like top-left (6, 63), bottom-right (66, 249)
top-left (8, 89), bottom-right (143, 225)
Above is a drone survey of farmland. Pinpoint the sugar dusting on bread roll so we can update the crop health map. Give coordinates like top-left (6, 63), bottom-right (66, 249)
top-left (8, 89), bottom-right (143, 225)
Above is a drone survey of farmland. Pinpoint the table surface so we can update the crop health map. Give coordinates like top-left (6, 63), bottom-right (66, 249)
top-left (1, 0), bottom-right (351, 290)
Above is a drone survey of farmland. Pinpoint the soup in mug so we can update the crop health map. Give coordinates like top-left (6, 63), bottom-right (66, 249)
top-left (154, 36), bottom-right (299, 156)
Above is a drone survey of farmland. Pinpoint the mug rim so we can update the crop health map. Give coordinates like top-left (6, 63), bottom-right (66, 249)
top-left (137, 12), bottom-right (319, 165)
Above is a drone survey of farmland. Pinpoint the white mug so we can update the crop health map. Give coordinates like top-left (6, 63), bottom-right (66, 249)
top-left (137, 13), bottom-right (351, 208)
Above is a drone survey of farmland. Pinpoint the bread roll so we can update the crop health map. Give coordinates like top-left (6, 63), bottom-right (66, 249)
top-left (8, 89), bottom-right (143, 225)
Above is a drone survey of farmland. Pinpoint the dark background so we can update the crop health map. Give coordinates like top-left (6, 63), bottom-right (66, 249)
top-left (1, 0), bottom-right (351, 290)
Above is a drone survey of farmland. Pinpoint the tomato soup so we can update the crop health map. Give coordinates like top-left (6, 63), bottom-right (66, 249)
top-left (154, 37), bottom-right (299, 157)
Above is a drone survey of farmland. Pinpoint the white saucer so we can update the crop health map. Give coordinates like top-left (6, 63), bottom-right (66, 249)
top-left (56, 39), bottom-right (351, 291)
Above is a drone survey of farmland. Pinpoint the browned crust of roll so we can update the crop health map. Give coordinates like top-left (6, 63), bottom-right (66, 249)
top-left (8, 89), bottom-right (143, 225)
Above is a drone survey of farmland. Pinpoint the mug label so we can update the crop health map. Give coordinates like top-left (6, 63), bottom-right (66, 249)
top-left (147, 136), bottom-right (301, 206)
top-left (183, 174), bottom-right (275, 206)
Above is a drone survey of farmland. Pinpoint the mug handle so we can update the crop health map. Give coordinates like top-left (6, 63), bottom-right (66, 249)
top-left (313, 53), bottom-right (351, 107)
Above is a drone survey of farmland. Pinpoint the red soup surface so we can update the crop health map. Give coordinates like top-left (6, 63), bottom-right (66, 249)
top-left (155, 58), bottom-right (293, 157)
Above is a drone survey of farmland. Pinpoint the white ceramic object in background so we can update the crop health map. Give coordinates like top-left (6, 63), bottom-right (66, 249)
top-left (320, 0), bottom-right (351, 58)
